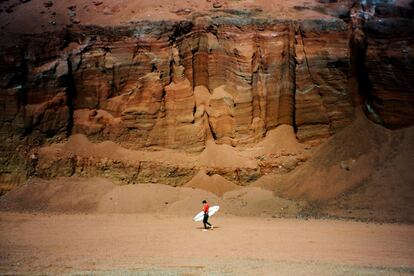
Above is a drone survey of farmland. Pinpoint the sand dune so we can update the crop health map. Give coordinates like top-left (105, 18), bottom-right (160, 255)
top-left (183, 170), bottom-right (240, 196)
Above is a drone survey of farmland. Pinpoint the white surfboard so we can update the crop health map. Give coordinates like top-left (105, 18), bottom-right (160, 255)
top-left (193, 205), bottom-right (220, 222)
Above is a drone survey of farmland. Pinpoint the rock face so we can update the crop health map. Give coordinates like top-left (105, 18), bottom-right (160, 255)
top-left (295, 22), bottom-right (353, 142)
top-left (0, 31), bottom-right (70, 143)
top-left (0, 1), bottom-right (413, 193)
top-left (0, 19), bottom-right (357, 151)
top-left (349, 1), bottom-right (414, 128)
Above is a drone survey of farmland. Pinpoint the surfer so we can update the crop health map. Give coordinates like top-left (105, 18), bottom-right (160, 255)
top-left (202, 200), bottom-right (213, 230)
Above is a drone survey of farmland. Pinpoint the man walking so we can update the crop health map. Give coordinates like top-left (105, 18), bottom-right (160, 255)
top-left (202, 200), bottom-right (213, 230)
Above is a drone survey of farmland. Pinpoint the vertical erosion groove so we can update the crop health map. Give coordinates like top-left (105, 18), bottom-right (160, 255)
top-left (348, 2), bottom-right (373, 108)
top-left (292, 26), bottom-right (298, 133)
top-left (18, 44), bottom-right (29, 136)
top-left (65, 57), bottom-right (76, 137)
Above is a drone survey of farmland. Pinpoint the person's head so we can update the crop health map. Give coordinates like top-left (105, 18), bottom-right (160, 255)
top-left (202, 200), bottom-right (207, 204)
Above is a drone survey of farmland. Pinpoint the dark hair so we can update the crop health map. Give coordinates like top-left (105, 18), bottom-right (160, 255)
top-left (202, 200), bottom-right (207, 203)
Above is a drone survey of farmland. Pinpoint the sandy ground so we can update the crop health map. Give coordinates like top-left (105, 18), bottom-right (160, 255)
top-left (0, 212), bottom-right (413, 275)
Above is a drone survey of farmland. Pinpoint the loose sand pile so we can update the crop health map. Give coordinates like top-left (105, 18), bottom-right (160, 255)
top-left (198, 140), bottom-right (257, 168)
top-left (253, 124), bottom-right (305, 156)
top-left (222, 187), bottom-right (303, 217)
top-left (183, 170), bottom-right (240, 196)
top-left (0, 176), bottom-right (302, 218)
top-left (97, 183), bottom-right (221, 215)
top-left (252, 111), bottom-right (414, 222)
top-left (322, 121), bottom-right (414, 222)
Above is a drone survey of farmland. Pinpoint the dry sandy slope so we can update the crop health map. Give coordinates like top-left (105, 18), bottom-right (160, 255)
top-left (253, 112), bottom-right (414, 223)
top-left (254, 124), bottom-right (305, 156)
top-left (3, 113), bottom-right (413, 223)
top-left (183, 169), bottom-right (240, 196)
top-left (0, 176), bottom-right (302, 218)
top-left (319, 117), bottom-right (414, 222)
top-left (39, 123), bottom-right (303, 170)
top-left (0, 212), bottom-right (413, 275)
top-left (0, 124), bottom-right (307, 218)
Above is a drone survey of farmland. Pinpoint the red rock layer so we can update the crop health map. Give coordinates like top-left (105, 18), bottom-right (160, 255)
top-left (295, 22), bottom-right (354, 142)
top-left (2, 15), bottom-right (403, 151)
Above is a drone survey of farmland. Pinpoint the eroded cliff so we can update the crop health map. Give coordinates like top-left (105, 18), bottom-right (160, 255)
top-left (0, 0), bottom-right (413, 195)
top-left (0, 19), bottom-right (355, 149)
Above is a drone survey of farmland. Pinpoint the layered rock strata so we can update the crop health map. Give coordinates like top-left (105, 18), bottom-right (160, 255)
top-left (1, 3), bottom-right (413, 192)
top-left (0, 19), bottom-right (357, 152)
